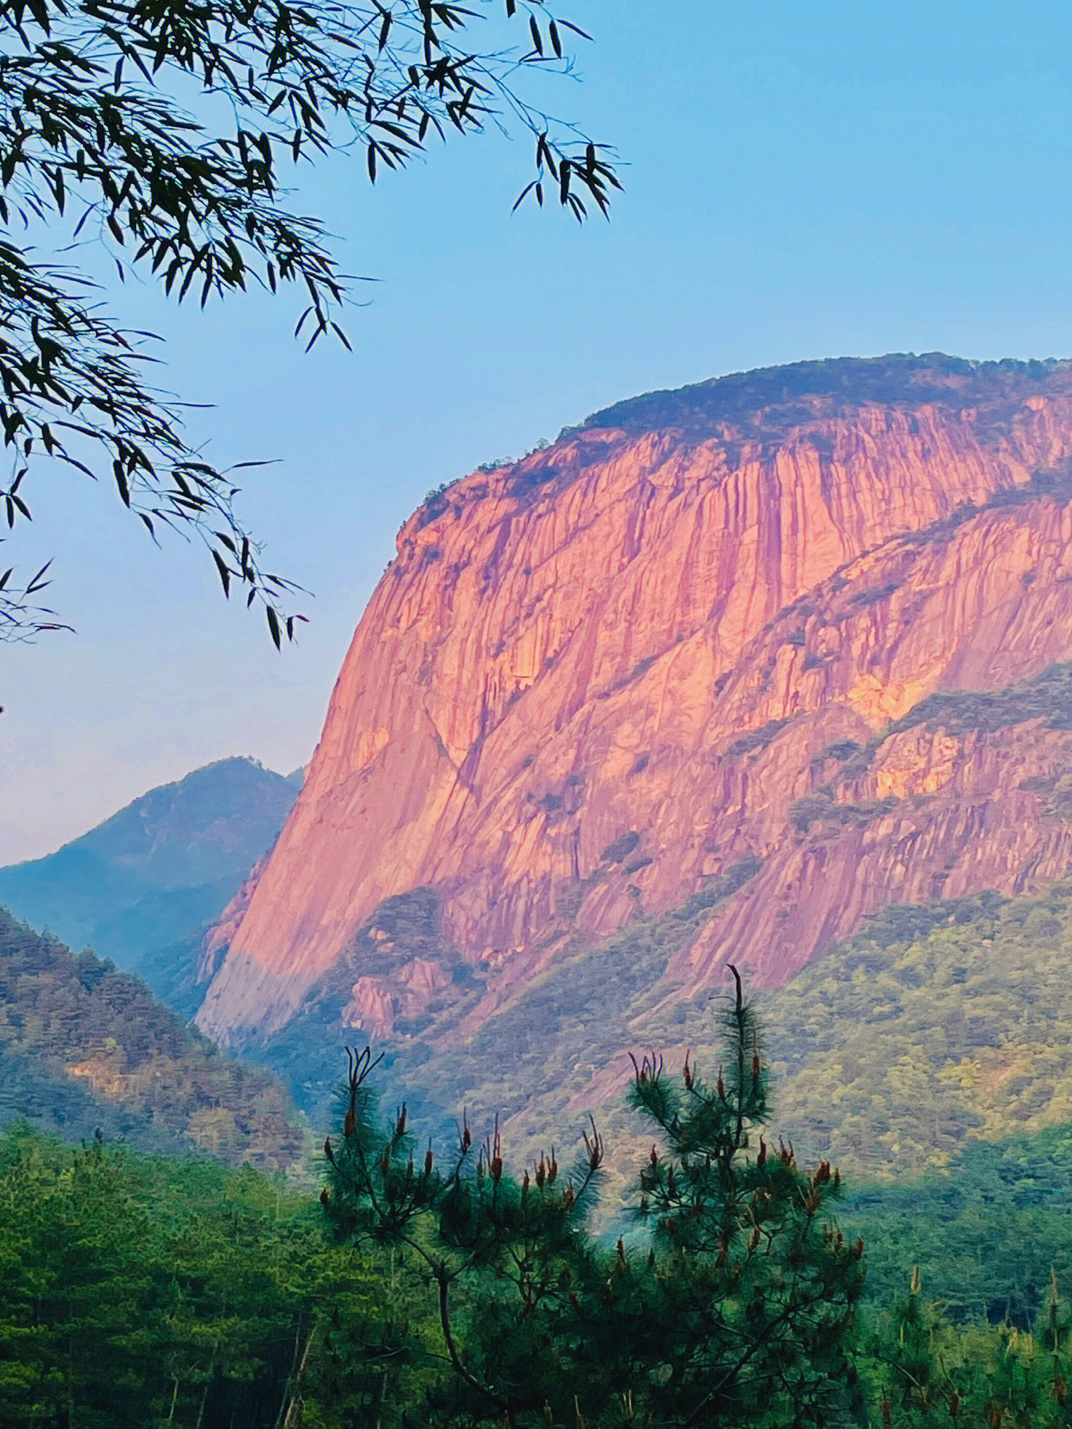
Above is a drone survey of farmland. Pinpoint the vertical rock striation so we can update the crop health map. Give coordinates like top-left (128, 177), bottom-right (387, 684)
top-left (196, 356), bottom-right (1072, 1053)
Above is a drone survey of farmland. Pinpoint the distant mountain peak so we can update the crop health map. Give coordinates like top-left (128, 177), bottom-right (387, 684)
top-left (0, 756), bottom-right (301, 1000)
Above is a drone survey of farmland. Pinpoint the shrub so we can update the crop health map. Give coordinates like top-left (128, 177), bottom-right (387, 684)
top-left (601, 832), bottom-right (641, 864)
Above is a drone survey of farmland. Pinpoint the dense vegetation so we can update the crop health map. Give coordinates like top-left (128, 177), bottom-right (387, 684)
top-left (5, 984), bottom-right (1072, 1427)
top-left (0, 758), bottom-right (299, 1009)
top-left (852, 1122), bottom-right (1072, 1327)
top-left (767, 878), bottom-right (1072, 1178)
top-left (0, 1125), bottom-right (436, 1426)
top-left (0, 909), bottom-right (303, 1167)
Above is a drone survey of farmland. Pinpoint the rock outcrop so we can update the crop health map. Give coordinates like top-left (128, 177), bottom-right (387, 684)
top-left (196, 356), bottom-right (1072, 1066)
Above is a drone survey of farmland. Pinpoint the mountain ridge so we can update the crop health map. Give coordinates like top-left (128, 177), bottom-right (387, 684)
top-left (574, 352), bottom-right (1070, 435)
top-left (0, 756), bottom-right (301, 1009)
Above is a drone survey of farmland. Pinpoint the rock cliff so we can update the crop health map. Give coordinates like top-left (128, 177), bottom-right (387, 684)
top-left (196, 356), bottom-right (1072, 1102)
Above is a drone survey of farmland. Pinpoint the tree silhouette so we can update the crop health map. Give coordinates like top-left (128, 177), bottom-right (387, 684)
top-left (0, 0), bottom-right (620, 640)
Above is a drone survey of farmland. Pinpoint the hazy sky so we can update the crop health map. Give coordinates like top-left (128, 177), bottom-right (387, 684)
top-left (4, 0), bottom-right (1072, 863)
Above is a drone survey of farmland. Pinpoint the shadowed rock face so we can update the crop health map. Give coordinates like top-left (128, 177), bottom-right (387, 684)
top-left (196, 355), bottom-right (1072, 1052)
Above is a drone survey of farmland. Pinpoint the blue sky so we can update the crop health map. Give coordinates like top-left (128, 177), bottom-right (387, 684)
top-left (4, 0), bottom-right (1072, 862)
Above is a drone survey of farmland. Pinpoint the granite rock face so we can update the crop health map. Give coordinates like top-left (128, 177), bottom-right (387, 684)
top-left (196, 356), bottom-right (1072, 1052)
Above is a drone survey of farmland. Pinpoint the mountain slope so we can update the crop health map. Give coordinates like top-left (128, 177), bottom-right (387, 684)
top-left (0, 908), bottom-right (304, 1167)
top-left (198, 355), bottom-right (1072, 1046)
top-left (193, 355), bottom-right (1072, 1153)
top-left (0, 757), bottom-right (300, 1008)
top-left (529, 860), bottom-right (1072, 1181)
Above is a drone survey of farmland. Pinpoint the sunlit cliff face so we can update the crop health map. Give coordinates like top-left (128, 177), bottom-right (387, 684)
top-left (195, 357), bottom-right (1072, 1050)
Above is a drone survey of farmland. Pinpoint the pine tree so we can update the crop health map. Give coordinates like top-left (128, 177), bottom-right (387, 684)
top-left (623, 966), bottom-right (864, 1427)
top-left (320, 1046), bottom-right (609, 1425)
top-left (320, 970), bottom-right (866, 1427)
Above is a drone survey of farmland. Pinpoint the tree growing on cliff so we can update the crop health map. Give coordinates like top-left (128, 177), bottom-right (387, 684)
top-left (320, 969), bottom-right (865, 1426)
top-left (0, 0), bottom-right (619, 641)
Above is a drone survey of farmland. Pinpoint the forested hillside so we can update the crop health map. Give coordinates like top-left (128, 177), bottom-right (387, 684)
top-left (768, 879), bottom-right (1072, 1176)
top-left (546, 864), bottom-right (1072, 1189)
top-left (0, 910), bottom-right (304, 1167)
top-left (4, 1012), bottom-right (1072, 1428)
top-left (852, 1122), bottom-right (1072, 1326)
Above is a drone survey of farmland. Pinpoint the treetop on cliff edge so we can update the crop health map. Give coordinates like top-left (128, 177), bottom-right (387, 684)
top-left (573, 352), bottom-right (1072, 439)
